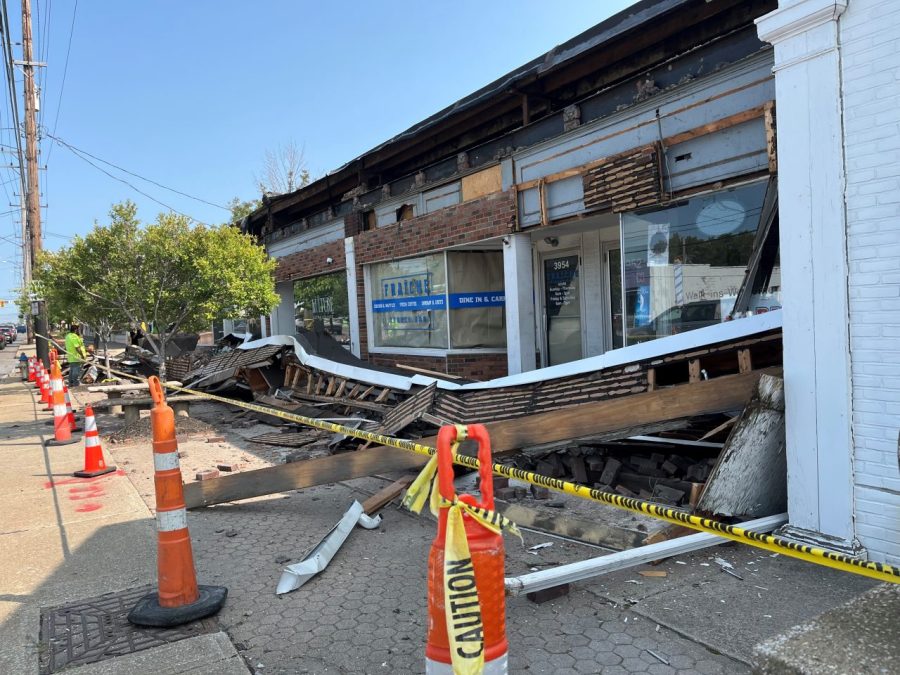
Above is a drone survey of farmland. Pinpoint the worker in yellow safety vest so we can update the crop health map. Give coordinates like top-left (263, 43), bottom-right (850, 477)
top-left (64, 324), bottom-right (88, 387)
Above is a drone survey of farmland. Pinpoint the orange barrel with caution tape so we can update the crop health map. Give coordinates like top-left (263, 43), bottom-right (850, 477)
top-left (426, 424), bottom-right (508, 674)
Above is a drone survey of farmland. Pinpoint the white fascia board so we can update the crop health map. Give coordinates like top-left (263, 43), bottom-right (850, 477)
top-left (240, 311), bottom-right (781, 394)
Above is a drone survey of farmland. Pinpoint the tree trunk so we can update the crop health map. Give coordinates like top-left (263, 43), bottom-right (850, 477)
top-left (158, 336), bottom-right (167, 382)
top-left (102, 337), bottom-right (111, 381)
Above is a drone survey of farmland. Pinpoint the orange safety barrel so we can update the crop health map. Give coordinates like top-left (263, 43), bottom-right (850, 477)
top-left (426, 424), bottom-right (508, 674)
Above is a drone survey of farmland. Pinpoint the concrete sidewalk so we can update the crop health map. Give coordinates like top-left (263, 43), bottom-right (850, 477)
top-left (0, 347), bottom-right (247, 674)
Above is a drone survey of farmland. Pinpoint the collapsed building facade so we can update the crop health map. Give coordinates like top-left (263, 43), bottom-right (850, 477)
top-left (240, 0), bottom-right (900, 566)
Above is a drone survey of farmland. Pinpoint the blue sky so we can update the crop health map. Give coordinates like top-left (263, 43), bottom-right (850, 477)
top-left (0, 0), bottom-right (636, 322)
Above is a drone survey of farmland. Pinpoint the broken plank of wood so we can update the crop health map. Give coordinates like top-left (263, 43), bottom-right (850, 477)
top-left (374, 387), bottom-right (391, 403)
top-left (184, 447), bottom-right (427, 509)
top-left (495, 501), bottom-right (645, 551)
top-left (395, 363), bottom-right (463, 380)
top-left (185, 370), bottom-right (775, 509)
top-left (362, 476), bottom-right (415, 515)
top-left (480, 369), bottom-right (777, 456)
top-left (290, 391), bottom-right (390, 414)
top-left (376, 383), bottom-right (437, 436)
top-left (696, 374), bottom-right (787, 518)
top-left (643, 524), bottom-right (696, 546)
top-left (699, 416), bottom-right (737, 441)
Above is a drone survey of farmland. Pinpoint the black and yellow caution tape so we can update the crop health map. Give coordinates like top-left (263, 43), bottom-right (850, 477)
top-left (444, 508), bottom-right (485, 675)
top-left (35, 335), bottom-right (898, 586)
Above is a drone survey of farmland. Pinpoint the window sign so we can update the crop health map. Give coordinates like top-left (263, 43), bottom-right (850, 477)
top-left (622, 181), bottom-right (769, 346)
top-left (544, 255), bottom-right (579, 317)
top-left (370, 254), bottom-right (448, 348)
top-left (368, 251), bottom-right (506, 350)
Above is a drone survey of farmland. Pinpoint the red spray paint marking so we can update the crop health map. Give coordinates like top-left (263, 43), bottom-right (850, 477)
top-left (67, 484), bottom-right (105, 501)
top-left (75, 503), bottom-right (103, 512)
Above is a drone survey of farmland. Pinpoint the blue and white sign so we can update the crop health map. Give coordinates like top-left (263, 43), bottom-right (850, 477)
top-left (372, 295), bottom-right (447, 312)
top-left (449, 292), bottom-right (505, 309)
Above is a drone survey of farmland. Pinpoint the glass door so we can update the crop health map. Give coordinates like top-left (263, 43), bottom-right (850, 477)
top-left (542, 253), bottom-right (582, 366)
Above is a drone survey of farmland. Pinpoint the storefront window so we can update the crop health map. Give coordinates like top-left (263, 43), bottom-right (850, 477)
top-left (621, 181), bottom-right (770, 346)
top-left (368, 251), bottom-right (506, 350)
top-left (294, 271), bottom-right (350, 345)
top-left (448, 251), bottom-right (506, 348)
top-left (370, 254), bottom-right (449, 349)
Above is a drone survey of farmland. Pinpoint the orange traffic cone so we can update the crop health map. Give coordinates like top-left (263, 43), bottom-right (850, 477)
top-left (426, 424), bottom-right (508, 674)
top-left (27, 356), bottom-right (36, 383)
top-left (63, 384), bottom-right (81, 432)
top-left (74, 406), bottom-right (115, 477)
top-left (45, 362), bottom-right (81, 446)
top-left (127, 376), bottom-right (226, 627)
top-left (40, 369), bottom-right (52, 409)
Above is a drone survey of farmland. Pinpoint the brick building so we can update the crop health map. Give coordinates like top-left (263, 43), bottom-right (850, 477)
top-left (242, 0), bottom-right (900, 564)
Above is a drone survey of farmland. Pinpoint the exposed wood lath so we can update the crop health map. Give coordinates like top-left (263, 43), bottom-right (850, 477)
top-left (582, 143), bottom-right (663, 213)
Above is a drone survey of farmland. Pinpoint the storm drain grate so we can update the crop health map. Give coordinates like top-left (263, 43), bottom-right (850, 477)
top-left (38, 585), bottom-right (218, 674)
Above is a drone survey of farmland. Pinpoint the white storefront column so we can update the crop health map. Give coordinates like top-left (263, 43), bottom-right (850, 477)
top-left (272, 280), bottom-right (295, 337)
top-left (757, 0), bottom-right (860, 553)
top-left (344, 237), bottom-right (361, 358)
top-left (504, 233), bottom-right (537, 375)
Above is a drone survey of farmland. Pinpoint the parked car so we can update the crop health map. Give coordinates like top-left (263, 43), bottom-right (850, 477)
top-left (0, 324), bottom-right (17, 343)
top-left (0, 332), bottom-right (6, 349)
top-left (628, 300), bottom-right (722, 343)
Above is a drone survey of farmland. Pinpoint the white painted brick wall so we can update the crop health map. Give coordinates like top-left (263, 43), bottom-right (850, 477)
top-left (841, 0), bottom-right (900, 565)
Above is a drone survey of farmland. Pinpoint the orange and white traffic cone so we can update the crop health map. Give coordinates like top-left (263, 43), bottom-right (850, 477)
top-left (426, 424), bottom-right (508, 674)
top-left (74, 406), bottom-right (115, 477)
top-left (63, 384), bottom-right (81, 432)
top-left (27, 356), bottom-right (36, 384)
top-left (40, 369), bottom-right (53, 409)
top-left (45, 362), bottom-right (81, 447)
top-left (127, 376), bottom-right (227, 627)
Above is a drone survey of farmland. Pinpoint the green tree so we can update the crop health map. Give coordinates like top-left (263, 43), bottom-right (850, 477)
top-left (34, 201), bottom-right (279, 380)
top-left (227, 197), bottom-right (261, 224)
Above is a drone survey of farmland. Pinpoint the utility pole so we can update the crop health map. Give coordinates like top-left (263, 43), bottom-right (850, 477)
top-left (21, 0), bottom-right (46, 364)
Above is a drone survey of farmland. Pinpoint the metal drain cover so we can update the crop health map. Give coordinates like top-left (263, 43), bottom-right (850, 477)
top-left (38, 585), bottom-right (218, 674)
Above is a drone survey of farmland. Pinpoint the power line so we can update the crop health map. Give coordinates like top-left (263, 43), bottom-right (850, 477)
top-left (46, 132), bottom-right (230, 212)
top-left (48, 135), bottom-right (210, 223)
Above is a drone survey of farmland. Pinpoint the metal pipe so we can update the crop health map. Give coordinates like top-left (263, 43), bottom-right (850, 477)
top-left (505, 513), bottom-right (787, 596)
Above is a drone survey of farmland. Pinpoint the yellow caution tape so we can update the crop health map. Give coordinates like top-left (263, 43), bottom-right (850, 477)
top-left (403, 434), bottom-right (522, 542)
top-left (444, 506), bottom-right (484, 675)
top-left (36, 337), bottom-right (897, 586)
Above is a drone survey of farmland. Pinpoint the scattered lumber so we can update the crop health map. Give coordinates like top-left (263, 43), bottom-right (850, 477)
top-left (184, 447), bottom-right (426, 509)
top-left (361, 476), bottom-right (416, 515)
top-left (185, 369), bottom-right (775, 509)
